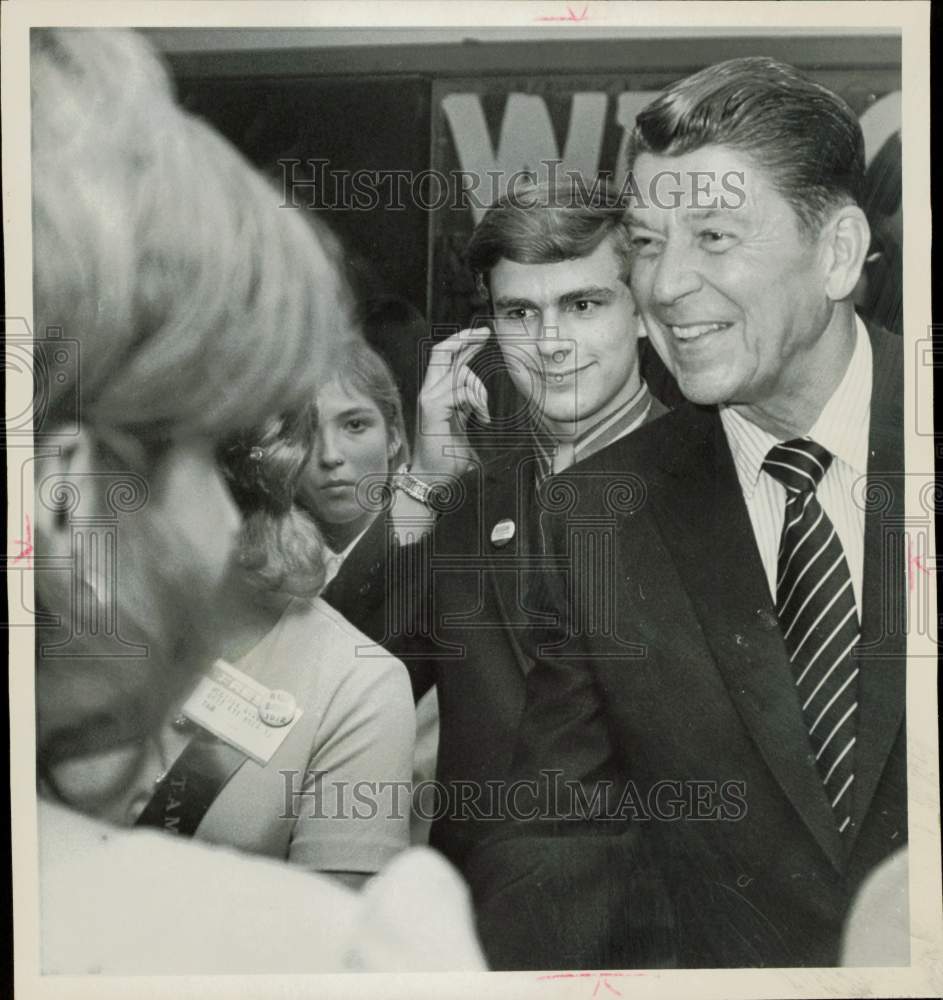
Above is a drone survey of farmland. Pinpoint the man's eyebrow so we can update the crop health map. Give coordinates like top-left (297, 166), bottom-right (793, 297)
top-left (558, 286), bottom-right (616, 305)
top-left (493, 286), bottom-right (617, 311)
top-left (685, 207), bottom-right (738, 224)
top-left (626, 211), bottom-right (659, 229)
top-left (492, 295), bottom-right (538, 311)
top-left (627, 207), bottom-right (742, 227)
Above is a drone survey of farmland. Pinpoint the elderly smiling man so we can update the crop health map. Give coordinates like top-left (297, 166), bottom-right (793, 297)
top-left (469, 56), bottom-right (906, 970)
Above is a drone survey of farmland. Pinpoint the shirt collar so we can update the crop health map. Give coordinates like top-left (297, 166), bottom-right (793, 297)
top-left (721, 315), bottom-right (872, 498)
top-left (719, 406), bottom-right (779, 500)
top-left (807, 314), bottom-right (871, 476)
top-left (322, 523), bottom-right (372, 587)
top-left (533, 380), bottom-right (653, 479)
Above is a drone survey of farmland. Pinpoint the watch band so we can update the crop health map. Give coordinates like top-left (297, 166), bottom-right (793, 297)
top-left (392, 469), bottom-right (444, 511)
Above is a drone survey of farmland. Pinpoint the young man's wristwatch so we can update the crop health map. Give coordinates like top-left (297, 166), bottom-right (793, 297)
top-left (391, 468), bottom-right (445, 513)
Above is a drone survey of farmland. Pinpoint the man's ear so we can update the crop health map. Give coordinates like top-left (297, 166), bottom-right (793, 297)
top-left (822, 205), bottom-right (871, 302)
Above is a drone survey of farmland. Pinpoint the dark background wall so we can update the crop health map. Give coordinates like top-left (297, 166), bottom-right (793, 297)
top-left (176, 74), bottom-right (432, 312)
top-left (156, 31), bottom-right (901, 321)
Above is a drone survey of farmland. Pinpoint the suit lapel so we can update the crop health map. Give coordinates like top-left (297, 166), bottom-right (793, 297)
top-left (848, 326), bottom-right (906, 847)
top-left (481, 395), bottom-right (671, 675)
top-left (649, 406), bottom-right (845, 870)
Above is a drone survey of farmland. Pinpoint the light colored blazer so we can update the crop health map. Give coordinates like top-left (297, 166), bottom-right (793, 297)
top-left (154, 597), bottom-right (416, 874)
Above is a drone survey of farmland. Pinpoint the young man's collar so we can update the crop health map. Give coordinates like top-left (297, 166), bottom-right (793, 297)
top-left (533, 380), bottom-right (653, 478)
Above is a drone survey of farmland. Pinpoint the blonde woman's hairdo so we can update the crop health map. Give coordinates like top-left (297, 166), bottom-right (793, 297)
top-left (220, 407), bottom-right (328, 597)
top-left (31, 27), bottom-right (355, 445)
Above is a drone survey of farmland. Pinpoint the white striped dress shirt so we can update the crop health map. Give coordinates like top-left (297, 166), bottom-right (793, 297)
top-left (720, 317), bottom-right (872, 612)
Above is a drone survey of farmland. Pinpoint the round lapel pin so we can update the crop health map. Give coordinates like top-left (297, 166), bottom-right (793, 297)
top-left (490, 518), bottom-right (516, 548)
top-left (259, 689), bottom-right (297, 728)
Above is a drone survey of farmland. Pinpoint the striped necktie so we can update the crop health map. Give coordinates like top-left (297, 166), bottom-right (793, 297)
top-left (762, 438), bottom-right (860, 836)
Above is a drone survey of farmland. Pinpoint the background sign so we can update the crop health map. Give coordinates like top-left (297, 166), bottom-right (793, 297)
top-left (430, 73), bottom-right (902, 326)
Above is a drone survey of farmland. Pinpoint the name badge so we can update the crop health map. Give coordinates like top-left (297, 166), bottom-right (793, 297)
top-left (182, 659), bottom-right (302, 765)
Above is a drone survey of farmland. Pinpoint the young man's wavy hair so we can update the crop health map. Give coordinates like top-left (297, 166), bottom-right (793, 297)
top-left (466, 177), bottom-right (633, 301)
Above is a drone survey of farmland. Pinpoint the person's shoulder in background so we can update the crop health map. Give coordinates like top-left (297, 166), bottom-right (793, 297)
top-left (282, 594), bottom-right (409, 692)
top-left (285, 596), bottom-right (415, 778)
top-left (841, 846), bottom-right (909, 967)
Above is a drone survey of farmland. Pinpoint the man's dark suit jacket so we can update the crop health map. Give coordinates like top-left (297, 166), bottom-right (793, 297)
top-left (325, 416), bottom-right (668, 865)
top-left (466, 324), bottom-right (906, 969)
top-left (323, 399), bottom-right (672, 969)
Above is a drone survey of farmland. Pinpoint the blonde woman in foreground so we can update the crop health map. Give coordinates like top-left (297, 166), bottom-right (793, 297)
top-left (30, 27), bottom-right (484, 975)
